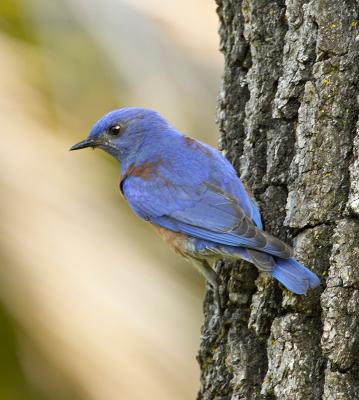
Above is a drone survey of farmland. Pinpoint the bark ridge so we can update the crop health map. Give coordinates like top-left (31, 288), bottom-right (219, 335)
top-left (198, 1), bottom-right (359, 399)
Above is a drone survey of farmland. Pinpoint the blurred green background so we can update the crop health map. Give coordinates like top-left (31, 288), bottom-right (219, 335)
top-left (0, 1), bottom-right (221, 399)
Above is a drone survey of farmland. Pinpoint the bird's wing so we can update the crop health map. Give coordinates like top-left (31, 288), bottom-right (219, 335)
top-left (122, 171), bottom-right (292, 259)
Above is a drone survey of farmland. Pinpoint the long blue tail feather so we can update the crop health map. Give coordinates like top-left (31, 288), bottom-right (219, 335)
top-left (271, 257), bottom-right (320, 294)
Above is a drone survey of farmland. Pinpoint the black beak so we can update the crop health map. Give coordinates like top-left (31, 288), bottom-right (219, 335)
top-left (69, 138), bottom-right (97, 151)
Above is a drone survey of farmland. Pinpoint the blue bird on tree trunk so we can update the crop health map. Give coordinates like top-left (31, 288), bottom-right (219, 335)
top-left (70, 108), bottom-right (320, 295)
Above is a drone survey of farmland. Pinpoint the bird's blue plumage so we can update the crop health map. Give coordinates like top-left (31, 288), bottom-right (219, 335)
top-left (71, 107), bottom-right (320, 295)
top-left (272, 258), bottom-right (320, 295)
top-left (122, 129), bottom-right (291, 258)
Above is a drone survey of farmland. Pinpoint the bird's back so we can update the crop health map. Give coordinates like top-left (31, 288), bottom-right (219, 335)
top-left (128, 128), bottom-right (263, 228)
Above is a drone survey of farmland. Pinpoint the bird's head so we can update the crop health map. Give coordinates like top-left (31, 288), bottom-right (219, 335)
top-left (70, 107), bottom-right (169, 160)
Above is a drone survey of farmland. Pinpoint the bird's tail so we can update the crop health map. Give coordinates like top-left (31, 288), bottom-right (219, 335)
top-left (271, 257), bottom-right (320, 295)
top-left (216, 245), bottom-right (320, 294)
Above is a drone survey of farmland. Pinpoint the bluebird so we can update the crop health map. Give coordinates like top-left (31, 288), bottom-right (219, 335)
top-left (70, 108), bottom-right (320, 295)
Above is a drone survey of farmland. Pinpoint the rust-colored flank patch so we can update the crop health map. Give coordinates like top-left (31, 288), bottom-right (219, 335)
top-left (130, 160), bottom-right (163, 181)
top-left (121, 160), bottom-right (162, 182)
top-left (151, 224), bottom-right (188, 256)
top-left (120, 158), bottom-right (174, 194)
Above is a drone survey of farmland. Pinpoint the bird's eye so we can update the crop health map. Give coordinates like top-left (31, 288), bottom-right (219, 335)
top-left (109, 125), bottom-right (122, 136)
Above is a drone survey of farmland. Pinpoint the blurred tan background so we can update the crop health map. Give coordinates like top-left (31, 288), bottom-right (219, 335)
top-left (0, 1), bottom-right (221, 399)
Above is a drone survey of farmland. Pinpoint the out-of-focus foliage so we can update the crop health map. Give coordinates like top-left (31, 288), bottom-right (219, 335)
top-left (0, 1), bottom-right (221, 399)
top-left (0, 305), bottom-right (46, 400)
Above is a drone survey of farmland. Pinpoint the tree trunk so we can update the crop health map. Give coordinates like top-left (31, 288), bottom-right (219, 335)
top-left (197, 1), bottom-right (359, 399)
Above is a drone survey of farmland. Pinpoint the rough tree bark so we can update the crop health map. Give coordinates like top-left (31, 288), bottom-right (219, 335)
top-left (197, 1), bottom-right (359, 399)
